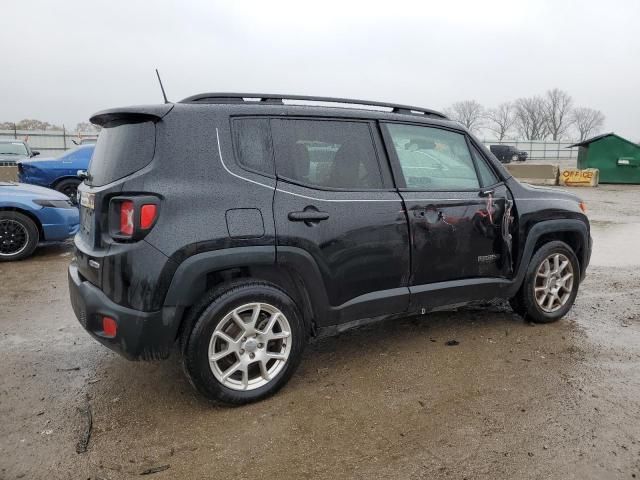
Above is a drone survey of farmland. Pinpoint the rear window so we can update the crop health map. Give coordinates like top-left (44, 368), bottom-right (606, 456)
top-left (88, 122), bottom-right (155, 186)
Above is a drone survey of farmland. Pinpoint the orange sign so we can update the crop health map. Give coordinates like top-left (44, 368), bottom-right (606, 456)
top-left (559, 168), bottom-right (599, 187)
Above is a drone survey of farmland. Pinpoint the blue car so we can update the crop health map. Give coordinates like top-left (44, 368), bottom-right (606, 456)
top-left (17, 145), bottom-right (94, 200)
top-left (0, 182), bottom-right (79, 261)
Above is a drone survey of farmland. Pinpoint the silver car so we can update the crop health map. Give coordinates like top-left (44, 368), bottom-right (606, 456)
top-left (0, 139), bottom-right (39, 166)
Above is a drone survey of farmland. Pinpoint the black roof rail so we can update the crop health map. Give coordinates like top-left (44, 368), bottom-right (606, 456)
top-left (179, 92), bottom-right (447, 119)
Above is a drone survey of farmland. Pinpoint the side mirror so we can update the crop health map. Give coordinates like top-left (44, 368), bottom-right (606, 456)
top-left (31, 151), bottom-right (40, 157)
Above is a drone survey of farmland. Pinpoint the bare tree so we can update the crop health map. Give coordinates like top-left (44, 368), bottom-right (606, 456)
top-left (75, 121), bottom-right (101, 133)
top-left (15, 119), bottom-right (62, 131)
top-left (485, 102), bottom-right (515, 140)
top-left (514, 96), bottom-right (548, 140)
top-left (543, 88), bottom-right (573, 140)
top-left (444, 100), bottom-right (484, 133)
top-left (571, 107), bottom-right (605, 142)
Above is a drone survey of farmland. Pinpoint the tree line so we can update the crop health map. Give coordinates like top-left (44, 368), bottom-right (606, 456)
top-left (0, 120), bottom-right (99, 133)
top-left (444, 88), bottom-right (605, 142)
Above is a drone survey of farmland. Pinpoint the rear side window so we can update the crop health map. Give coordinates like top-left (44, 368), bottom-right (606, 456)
top-left (88, 122), bottom-right (155, 187)
top-left (271, 119), bottom-right (383, 190)
top-left (385, 123), bottom-right (479, 190)
top-left (232, 118), bottom-right (274, 176)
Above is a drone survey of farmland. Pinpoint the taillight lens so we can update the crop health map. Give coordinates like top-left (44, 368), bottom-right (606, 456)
top-left (140, 204), bottom-right (158, 229)
top-left (119, 200), bottom-right (135, 235)
top-left (110, 196), bottom-right (160, 241)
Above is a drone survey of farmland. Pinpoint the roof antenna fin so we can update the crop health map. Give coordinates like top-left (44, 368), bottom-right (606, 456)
top-left (155, 69), bottom-right (169, 104)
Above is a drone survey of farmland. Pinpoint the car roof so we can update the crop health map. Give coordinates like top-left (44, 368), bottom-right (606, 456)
top-left (0, 139), bottom-right (27, 144)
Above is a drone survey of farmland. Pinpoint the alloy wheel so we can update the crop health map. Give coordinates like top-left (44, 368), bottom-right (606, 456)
top-left (534, 253), bottom-right (574, 313)
top-left (0, 219), bottom-right (29, 256)
top-left (208, 303), bottom-right (292, 391)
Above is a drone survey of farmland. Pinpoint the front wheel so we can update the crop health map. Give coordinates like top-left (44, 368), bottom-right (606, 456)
top-left (510, 241), bottom-right (580, 323)
top-left (182, 281), bottom-right (307, 405)
top-left (0, 211), bottom-right (39, 261)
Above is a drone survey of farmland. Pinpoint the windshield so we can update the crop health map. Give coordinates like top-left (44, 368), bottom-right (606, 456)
top-left (0, 142), bottom-right (28, 156)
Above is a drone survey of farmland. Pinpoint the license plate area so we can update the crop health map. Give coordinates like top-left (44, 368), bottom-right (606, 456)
top-left (80, 207), bottom-right (94, 238)
top-left (80, 191), bottom-right (95, 209)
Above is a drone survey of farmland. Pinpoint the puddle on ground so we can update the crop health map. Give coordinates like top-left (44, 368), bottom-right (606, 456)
top-left (589, 221), bottom-right (640, 267)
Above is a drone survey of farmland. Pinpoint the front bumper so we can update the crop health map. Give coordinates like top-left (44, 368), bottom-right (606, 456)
top-left (582, 234), bottom-right (593, 282)
top-left (68, 262), bottom-right (178, 360)
top-left (40, 206), bottom-right (80, 241)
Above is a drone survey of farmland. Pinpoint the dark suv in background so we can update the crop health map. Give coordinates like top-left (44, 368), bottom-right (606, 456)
top-left (490, 144), bottom-right (528, 163)
top-left (69, 94), bottom-right (591, 405)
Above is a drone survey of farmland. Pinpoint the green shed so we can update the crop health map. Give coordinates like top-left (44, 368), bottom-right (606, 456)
top-left (569, 133), bottom-right (640, 184)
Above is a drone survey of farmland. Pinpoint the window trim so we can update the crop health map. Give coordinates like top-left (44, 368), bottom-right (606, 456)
top-left (381, 121), bottom-right (486, 193)
top-left (270, 117), bottom-right (394, 192)
top-left (466, 138), bottom-right (502, 189)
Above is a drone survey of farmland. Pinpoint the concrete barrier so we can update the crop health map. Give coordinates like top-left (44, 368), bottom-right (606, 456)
top-left (559, 168), bottom-right (599, 187)
top-left (505, 163), bottom-right (559, 186)
top-left (0, 166), bottom-right (18, 182)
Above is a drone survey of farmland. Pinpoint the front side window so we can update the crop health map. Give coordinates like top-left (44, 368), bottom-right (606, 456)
top-left (385, 123), bottom-right (479, 190)
top-left (470, 145), bottom-right (499, 187)
top-left (271, 119), bottom-right (383, 189)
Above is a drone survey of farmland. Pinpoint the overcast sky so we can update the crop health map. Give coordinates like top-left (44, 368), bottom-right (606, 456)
top-left (2, 0), bottom-right (639, 139)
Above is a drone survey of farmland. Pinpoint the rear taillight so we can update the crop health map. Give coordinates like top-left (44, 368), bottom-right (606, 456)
top-left (109, 196), bottom-right (160, 241)
top-left (119, 201), bottom-right (135, 235)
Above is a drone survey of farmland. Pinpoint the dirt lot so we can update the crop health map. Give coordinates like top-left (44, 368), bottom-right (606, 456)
top-left (1, 184), bottom-right (639, 480)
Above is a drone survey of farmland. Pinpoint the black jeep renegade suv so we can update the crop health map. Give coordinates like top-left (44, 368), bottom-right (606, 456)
top-left (69, 93), bottom-right (591, 405)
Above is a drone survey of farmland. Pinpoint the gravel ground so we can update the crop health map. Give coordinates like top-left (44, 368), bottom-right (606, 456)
top-left (1, 184), bottom-right (639, 480)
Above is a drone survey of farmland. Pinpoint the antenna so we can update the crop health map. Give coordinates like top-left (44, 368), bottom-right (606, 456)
top-left (155, 69), bottom-right (169, 104)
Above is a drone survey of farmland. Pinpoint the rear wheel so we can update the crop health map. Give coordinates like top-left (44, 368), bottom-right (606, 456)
top-left (510, 241), bottom-right (580, 323)
top-left (182, 281), bottom-right (307, 405)
top-left (0, 211), bottom-right (39, 261)
top-left (55, 178), bottom-right (81, 203)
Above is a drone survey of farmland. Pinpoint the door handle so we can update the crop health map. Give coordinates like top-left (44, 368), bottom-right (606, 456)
top-left (288, 211), bottom-right (330, 223)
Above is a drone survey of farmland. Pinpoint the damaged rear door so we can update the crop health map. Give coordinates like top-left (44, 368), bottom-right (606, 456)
top-left (382, 122), bottom-right (512, 310)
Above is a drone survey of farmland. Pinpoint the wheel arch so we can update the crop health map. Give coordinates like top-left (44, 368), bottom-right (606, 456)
top-left (51, 176), bottom-right (81, 189)
top-left (510, 219), bottom-right (590, 296)
top-left (164, 246), bottom-right (327, 341)
top-left (0, 206), bottom-right (44, 240)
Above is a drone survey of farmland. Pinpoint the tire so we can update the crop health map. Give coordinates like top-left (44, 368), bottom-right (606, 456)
top-left (510, 240), bottom-right (580, 323)
top-left (55, 178), bottom-right (81, 203)
top-left (182, 280), bottom-right (307, 405)
top-left (0, 211), bottom-right (39, 261)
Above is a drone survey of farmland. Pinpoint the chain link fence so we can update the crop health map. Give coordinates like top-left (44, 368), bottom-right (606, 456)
top-left (481, 139), bottom-right (578, 169)
top-left (0, 128), bottom-right (98, 159)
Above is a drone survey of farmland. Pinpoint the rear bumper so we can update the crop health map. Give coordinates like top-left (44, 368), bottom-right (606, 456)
top-left (68, 262), bottom-right (178, 360)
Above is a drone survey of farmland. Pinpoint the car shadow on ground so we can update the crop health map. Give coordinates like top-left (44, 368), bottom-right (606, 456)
top-left (85, 301), bottom-right (575, 417)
